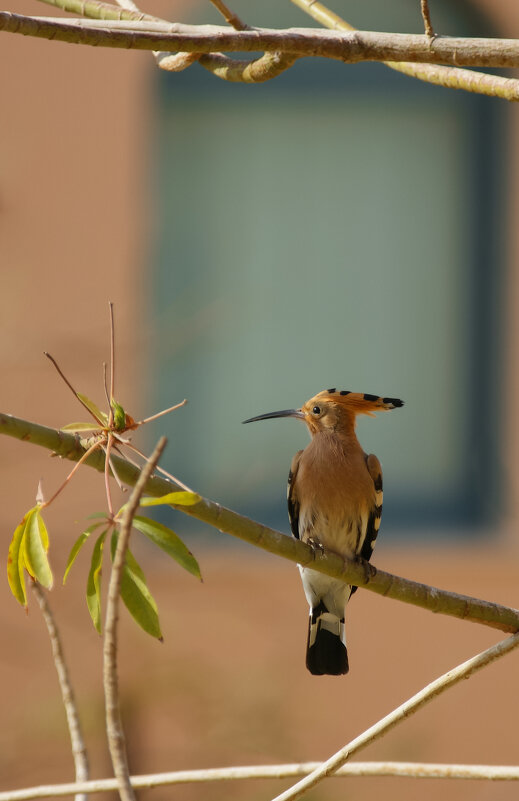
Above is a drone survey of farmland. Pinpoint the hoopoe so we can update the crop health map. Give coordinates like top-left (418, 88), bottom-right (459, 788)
top-left (243, 389), bottom-right (403, 676)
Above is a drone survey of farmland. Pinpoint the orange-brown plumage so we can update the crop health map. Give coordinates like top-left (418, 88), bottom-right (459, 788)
top-left (243, 388), bottom-right (403, 676)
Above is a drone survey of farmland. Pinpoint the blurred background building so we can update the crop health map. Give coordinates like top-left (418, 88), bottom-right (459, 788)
top-left (2, 1), bottom-right (519, 800)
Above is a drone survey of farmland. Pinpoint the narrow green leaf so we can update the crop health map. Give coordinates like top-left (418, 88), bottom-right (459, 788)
top-left (132, 515), bottom-right (201, 580)
top-left (63, 522), bottom-right (104, 585)
top-left (24, 510), bottom-right (53, 589)
top-left (60, 422), bottom-right (101, 432)
top-left (110, 534), bottom-right (162, 639)
top-left (140, 492), bottom-right (200, 507)
top-left (7, 509), bottom-right (34, 606)
top-left (87, 512), bottom-right (109, 520)
top-left (86, 530), bottom-right (107, 634)
top-left (77, 393), bottom-right (109, 426)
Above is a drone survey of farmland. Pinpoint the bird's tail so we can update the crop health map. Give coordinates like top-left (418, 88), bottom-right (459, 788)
top-left (306, 601), bottom-right (349, 676)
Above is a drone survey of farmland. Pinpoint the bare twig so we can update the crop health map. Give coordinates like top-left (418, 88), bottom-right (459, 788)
top-left (108, 302), bottom-right (115, 411)
top-left (135, 398), bottom-right (187, 426)
top-left (2, 413), bottom-right (519, 635)
top-left (30, 582), bottom-right (89, 801)
top-left (209, 0), bottom-right (247, 31)
top-left (104, 434), bottom-right (115, 518)
top-left (40, 439), bottom-right (103, 509)
top-left (103, 436), bottom-right (167, 801)
top-left (1, 759), bottom-right (519, 800)
top-left (271, 633), bottom-right (519, 801)
top-left (290, 0), bottom-right (519, 101)
top-left (124, 441), bottom-right (193, 492)
top-left (420, 0), bottom-right (435, 38)
top-left (44, 353), bottom-right (104, 425)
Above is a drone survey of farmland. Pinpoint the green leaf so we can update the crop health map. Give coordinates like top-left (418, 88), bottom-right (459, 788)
top-left (87, 512), bottom-right (109, 520)
top-left (24, 509), bottom-right (53, 590)
top-left (77, 393), bottom-right (109, 426)
top-left (111, 399), bottom-right (127, 432)
top-left (7, 509), bottom-right (34, 606)
top-left (37, 510), bottom-right (50, 551)
top-left (110, 534), bottom-right (162, 639)
top-left (63, 522), bottom-right (104, 585)
top-left (132, 516), bottom-right (201, 580)
top-left (140, 492), bottom-right (200, 507)
top-left (86, 530), bottom-right (107, 633)
top-left (60, 422), bottom-right (101, 432)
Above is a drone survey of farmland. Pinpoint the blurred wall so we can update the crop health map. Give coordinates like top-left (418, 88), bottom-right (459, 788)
top-left (1, 2), bottom-right (519, 800)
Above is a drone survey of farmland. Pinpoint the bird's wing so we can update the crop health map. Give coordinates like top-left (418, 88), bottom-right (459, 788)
top-left (361, 452), bottom-right (383, 562)
top-left (287, 449), bottom-right (303, 539)
top-left (350, 453), bottom-right (383, 598)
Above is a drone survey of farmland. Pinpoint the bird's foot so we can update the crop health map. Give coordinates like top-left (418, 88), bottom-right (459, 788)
top-left (306, 537), bottom-right (326, 557)
top-left (354, 555), bottom-right (377, 585)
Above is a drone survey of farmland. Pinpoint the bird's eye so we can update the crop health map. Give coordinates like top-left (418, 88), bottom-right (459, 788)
top-left (312, 406), bottom-right (321, 416)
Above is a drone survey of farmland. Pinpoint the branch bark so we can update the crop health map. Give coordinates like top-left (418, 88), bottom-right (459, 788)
top-left (2, 412), bottom-right (519, 635)
top-left (3, 14), bottom-right (519, 69)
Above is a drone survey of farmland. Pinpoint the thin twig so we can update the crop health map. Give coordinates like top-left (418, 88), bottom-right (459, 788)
top-left (44, 353), bottom-right (104, 425)
top-left (1, 759), bottom-right (519, 801)
top-left (103, 436), bottom-right (167, 801)
top-left (2, 412), bottom-right (519, 635)
top-left (40, 439), bottom-right (103, 509)
top-left (104, 434), bottom-right (115, 518)
top-left (30, 582), bottom-right (89, 801)
top-left (108, 302), bottom-right (115, 427)
top-left (270, 633), bottom-right (519, 801)
top-left (420, 0), bottom-right (435, 38)
top-left (135, 398), bottom-right (187, 426)
top-left (124, 441), bottom-right (194, 492)
top-left (209, 0), bottom-right (247, 30)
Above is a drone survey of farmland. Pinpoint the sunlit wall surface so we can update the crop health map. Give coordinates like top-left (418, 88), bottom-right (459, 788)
top-left (149, 0), bottom-right (505, 536)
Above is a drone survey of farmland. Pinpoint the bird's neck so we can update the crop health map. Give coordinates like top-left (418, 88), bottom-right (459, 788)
top-left (309, 425), bottom-right (362, 458)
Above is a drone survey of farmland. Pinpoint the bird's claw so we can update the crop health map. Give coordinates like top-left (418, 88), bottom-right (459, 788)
top-left (355, 555), bottom-right (376, 584)
top-left (307, 537), bottom-right (325, 557)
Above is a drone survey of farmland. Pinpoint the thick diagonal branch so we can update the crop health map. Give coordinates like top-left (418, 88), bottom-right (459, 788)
top-left (2, 412), bottom-right (519, 634)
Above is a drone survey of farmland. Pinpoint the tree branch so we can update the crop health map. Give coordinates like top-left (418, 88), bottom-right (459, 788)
top-left (1, 759), bottom-right (519, 800)
top-left (103, 436), bottom-right (167, 801)
top-left (271, 632), bottom-right (519, 801)
top-left (2, 412), bottom-right (519, 634)
top-left (291, 0), bottom-right (519, 101)
top-left (3, 14), bottom-right (519, 70)
top-left (34, 0), bottom-right (299, 81)
top-left (30, 582), bottom-right (89, 801)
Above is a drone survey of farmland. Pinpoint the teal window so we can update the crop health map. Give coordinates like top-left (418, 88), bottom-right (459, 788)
top-left (149, 1), bottom-right (504, 537)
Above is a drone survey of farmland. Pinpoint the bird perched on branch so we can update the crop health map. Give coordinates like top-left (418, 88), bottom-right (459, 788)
top-left (243, 389), bottom-right (403, 676)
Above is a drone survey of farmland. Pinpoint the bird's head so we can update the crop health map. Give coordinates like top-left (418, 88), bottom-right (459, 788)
top-left (243, 389), bottom-right (403, 437)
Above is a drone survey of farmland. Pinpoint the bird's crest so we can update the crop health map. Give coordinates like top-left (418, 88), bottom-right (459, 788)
top-left (310, 389), bottom-right (404, 418)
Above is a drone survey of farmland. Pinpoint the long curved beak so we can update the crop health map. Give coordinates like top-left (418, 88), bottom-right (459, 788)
top-left (242, 408), bottom-right (305, 424)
